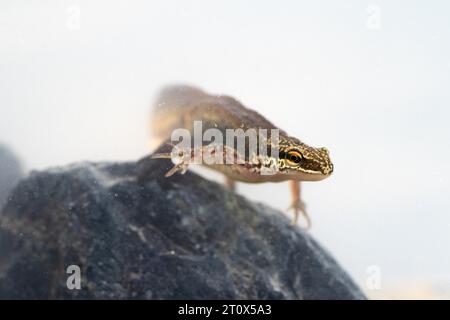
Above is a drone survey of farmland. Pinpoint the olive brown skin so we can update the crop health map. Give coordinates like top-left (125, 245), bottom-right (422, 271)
top-left (150, 85), bottom-right (334, 227)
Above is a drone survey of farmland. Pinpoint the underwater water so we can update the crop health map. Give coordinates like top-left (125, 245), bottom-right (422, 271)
top-left (1, 0), bottom-right (450, 300)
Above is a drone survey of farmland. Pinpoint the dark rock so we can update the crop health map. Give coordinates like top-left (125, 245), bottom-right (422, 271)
top-left (0, 157), bottom-right (365, 299)
top-left (0, 144), bottom-right (23, 210)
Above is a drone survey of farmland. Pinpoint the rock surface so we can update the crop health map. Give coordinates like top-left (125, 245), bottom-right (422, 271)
top-left (0, 157), bottom-right (365, 299)
top-left (0, 144), bottom-right (23, 210)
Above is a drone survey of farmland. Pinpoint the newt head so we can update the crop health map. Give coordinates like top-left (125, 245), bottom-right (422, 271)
top-left (276, 137), bottom-right (334, 181)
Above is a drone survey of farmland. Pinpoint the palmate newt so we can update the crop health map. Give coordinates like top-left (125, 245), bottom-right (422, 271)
top-left (143, 85), bottom-right (333, 228)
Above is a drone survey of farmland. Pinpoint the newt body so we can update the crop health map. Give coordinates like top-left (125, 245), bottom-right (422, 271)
top-left (148, 85), bottom-right (333, 228)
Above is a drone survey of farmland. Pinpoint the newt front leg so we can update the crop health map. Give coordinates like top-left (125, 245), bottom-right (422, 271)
top-left (150, 141), bottom-right (235, 178)
top-left (288, 180), bottom-right (311, 229)
top-left (224, 177), bottom-right (236, 191)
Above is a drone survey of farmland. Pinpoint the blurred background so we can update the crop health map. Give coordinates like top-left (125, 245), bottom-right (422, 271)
top-left (1, 0), bottom-right (449, 299)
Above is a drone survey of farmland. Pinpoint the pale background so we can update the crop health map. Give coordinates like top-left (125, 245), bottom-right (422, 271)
top-left (1, 0), bottom-right (449, 299)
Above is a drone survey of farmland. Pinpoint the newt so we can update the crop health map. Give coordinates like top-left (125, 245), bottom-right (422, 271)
top-left (141, 85), bottom-right (333, 228)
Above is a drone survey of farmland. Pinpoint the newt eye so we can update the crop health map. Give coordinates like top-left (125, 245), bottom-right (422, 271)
top-left (286, 151), bottom-right (302, 165)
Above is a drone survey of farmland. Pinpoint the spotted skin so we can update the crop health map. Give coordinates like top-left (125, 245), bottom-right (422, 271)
top-left (148, 85), bottom-right (334, 228)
